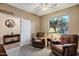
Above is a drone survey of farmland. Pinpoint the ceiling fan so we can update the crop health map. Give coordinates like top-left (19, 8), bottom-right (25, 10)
top-left (33, 3), bottom-right (58, 11)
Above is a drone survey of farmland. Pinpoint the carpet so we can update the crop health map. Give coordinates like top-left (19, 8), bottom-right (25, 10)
top-left (5, 44), bottom-right (79, 56)
top-left (6, 44), bottom-right (55, 56)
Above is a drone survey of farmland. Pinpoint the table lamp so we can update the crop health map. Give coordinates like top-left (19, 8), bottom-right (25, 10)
top-left (49, 28), bottom-right (55, 38)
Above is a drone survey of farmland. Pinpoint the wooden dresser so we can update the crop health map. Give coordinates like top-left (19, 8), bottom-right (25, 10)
top-left (3, 34), bottom-right (20, 45)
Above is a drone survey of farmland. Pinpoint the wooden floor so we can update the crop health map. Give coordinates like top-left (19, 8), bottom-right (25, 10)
top-left (0, 44), bottom-right (7, 56)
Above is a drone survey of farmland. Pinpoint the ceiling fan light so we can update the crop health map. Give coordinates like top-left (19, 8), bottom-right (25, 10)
top-left (42, 7), bottom-right (48, 10)
top-left (33, 3), bottom-right (58, 11)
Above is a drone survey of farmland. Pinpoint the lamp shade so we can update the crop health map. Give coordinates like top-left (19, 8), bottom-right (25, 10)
top-left (49, 28), bottom-right (55, 33)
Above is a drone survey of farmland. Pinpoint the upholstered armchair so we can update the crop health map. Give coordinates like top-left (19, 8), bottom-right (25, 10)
top-left (32, 32), bottom-right (45, 48)
top-left (50, 34), bottom-right (78, 56)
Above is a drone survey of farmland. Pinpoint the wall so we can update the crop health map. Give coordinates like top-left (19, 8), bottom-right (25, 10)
top-left (40, 5), bottom-right (79, 35)
top-left (0, 3), bottom-right (40, 35)
top-left (0, 13), bottom-right (20, 44)
top-left (0, 4), bottom-right (40, 44)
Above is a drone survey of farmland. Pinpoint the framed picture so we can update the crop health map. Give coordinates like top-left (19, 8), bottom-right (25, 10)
top-left (5, 19), bottom-right (15, 28)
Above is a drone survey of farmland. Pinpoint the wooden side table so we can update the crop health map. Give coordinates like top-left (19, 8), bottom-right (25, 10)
top-left (39, 37), bottom-right (47, 47)
top-left (47, 38), bottom-right (51, 47)
top-left (0, 44), bottom-right (7, 56)
top-left (3, 34), bottom-right (20, 45)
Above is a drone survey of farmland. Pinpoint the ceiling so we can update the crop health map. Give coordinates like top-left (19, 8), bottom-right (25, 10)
top-left (8, 3), bottom-right (78, 16)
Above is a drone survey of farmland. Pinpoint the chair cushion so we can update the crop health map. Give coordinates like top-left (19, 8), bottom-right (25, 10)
top-left (51, 44), bottom-right (63, 54)
top-left (34, 39), bottom-right (41, 42)
top-left (55, 44), bottom-right (63, 50)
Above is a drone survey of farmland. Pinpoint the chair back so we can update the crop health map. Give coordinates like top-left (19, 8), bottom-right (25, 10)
top-left (62, 34), bottom-right (78, 44)
top-left (36, 32), bottom-right (45, 37)
top-left (62, 34), bottom-right (78, 55)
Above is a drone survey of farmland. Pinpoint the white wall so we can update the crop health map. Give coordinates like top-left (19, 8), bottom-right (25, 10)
top-left (0, 13), bottom-right (20, 44)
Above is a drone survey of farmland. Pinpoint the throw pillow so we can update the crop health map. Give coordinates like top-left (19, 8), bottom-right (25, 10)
top-left (59, 36), bottom-right (68, 44)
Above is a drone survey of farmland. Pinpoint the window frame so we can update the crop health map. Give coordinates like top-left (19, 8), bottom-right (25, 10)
top-left (48, 14), bottom-right (70, 34)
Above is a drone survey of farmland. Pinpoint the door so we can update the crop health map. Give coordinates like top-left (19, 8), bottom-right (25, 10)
top-left (20, 19), bottom-right (31, 46)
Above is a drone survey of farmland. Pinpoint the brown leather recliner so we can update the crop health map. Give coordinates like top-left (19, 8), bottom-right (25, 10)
top-left (32, 32), bottom-right (45, 48)
top-left (50, 34), bottom-right (78, 56)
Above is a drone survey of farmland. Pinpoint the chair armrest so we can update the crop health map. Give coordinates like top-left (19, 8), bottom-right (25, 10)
top-left (62, 43), bottom-right (76, 48)
top-left (62, 43), bottom-right (77, 56)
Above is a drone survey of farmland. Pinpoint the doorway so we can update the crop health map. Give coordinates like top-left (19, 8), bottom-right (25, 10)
top-left (20, 19), bottom-right (31, 46)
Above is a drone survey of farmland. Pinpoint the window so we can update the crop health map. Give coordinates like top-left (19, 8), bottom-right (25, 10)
top-left (49, 15), bottom-right (69, 34)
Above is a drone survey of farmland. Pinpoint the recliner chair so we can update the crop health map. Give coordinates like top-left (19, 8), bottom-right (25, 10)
top-left (32, 32), bottom-right (45, 48)
top-left (50, 34), bottom-right (78, 56)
